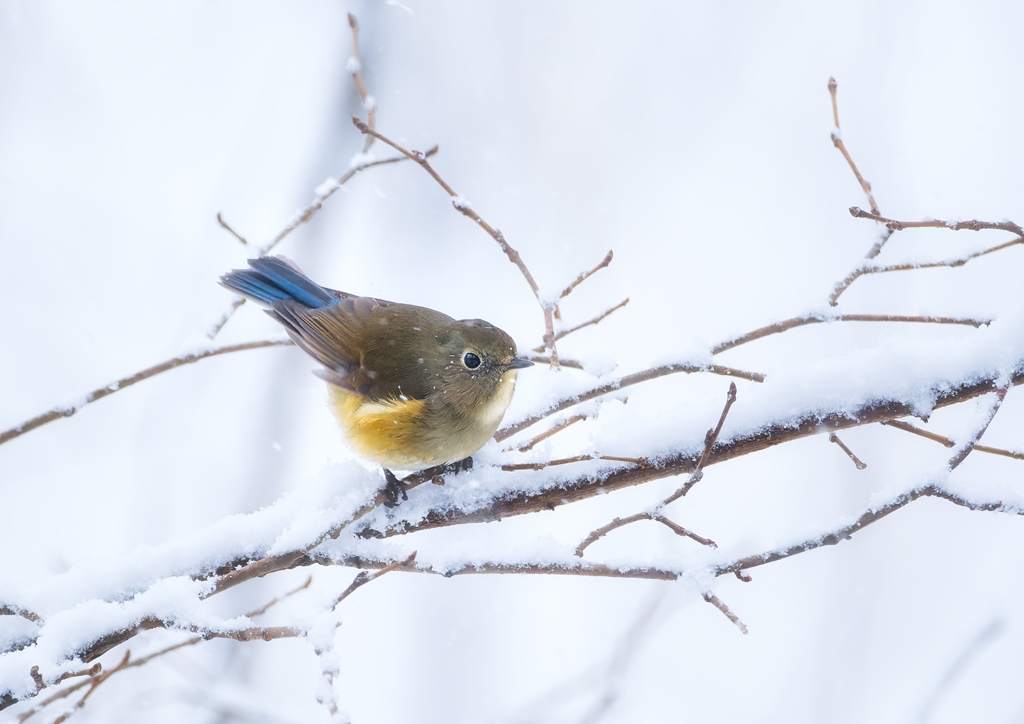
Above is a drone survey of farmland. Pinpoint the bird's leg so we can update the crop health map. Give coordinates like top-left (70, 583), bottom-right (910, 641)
top-left (382, 468), bottom-right (408, 508)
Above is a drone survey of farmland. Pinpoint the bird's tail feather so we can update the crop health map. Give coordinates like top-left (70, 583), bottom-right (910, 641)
top-left (220, 256), bottom-right (334, 309)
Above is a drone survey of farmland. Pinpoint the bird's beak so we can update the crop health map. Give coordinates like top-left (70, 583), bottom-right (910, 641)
top-left (506, 357), bottom-right (535, 370)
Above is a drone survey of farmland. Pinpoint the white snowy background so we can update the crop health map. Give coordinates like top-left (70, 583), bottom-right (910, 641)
top-left (2, 1), bottom-right (1024, 722)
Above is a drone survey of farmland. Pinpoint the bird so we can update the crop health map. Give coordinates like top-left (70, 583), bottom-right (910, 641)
top-left (220, 256), bottom-right (533, 499)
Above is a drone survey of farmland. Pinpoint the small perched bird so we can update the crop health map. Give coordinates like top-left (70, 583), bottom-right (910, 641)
top-left (220, 256), bottom-right (533, 482)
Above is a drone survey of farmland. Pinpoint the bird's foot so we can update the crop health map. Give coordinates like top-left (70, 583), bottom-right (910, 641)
top-left (382, 468), bottom-right (409, 508)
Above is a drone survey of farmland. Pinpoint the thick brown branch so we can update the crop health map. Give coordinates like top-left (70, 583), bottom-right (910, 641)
top-left (0, 340), bottom-right (293, 448)
top-left (367, 371), bottom-right (1024, 539)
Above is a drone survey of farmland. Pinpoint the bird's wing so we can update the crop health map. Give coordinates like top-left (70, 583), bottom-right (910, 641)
top-left (268, 295), bottom-right (390, 399)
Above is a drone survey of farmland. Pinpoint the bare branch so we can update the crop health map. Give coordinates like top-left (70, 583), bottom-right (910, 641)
top-left (525, 354), bottom-right (584, 370)
top-left (244, 575), bottom-right (313, 618)
top-left (828, 238), bottom-right (1023, 306)
top-left (334, 552), bottom-right (417, 607)
top-left (702, 593), bottom-right (748, 635)
top-left (850, 207), bottom-right (1024, 236)
top-left (882, 419), bottom-right (1024, 460)
top-left (652, 516), bottom-right (717, 548)
top-left (216, 212), bottom-right (248, 245)
top-left (829, 77), bottom-right (880, 216)
top-left (495, 363), bottom-right (761, 443)
top-left (663, 382), bottom-right (738, 505)
top-left (513, 414), bottom-right (588, 452)
top-left (574, 513), bottom-right (650, 557)
top-left (829, 432), bottom-right (867, 470)
top-left (576, 383), bottom-right (736, 556)
top-left (533, 298), bottom-right (630, 351)
top-left (350, 116), bottom-right (560, 366)
top-left (347, 13), bottom-right (376, 152)
top-left (0, 340), bottom-right (292, 448)
top-left (559, 250), bottom-right (613, 299)
top-left (501, 454), bottom-right (646, 472)
top-left (713, 313), bottom-right (990, 355)
top-left (946, 386), bottom-right (1009, 470)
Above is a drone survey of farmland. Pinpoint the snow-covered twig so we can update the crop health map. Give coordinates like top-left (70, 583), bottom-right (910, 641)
top-left (0, 340), bottom-right (292, 448)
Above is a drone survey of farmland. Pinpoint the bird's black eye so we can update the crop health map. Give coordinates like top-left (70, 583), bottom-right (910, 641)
top-left (463, 352), bottom-right (481, 369)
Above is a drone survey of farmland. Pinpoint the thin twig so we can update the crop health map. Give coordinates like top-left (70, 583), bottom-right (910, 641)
top-left (576, 384), bottom-right (736, 556)
top-left (334, 552), bottom-right (417, 607)
top-left (829, 433), bottom-right (867, 470)
top-left (514, 414), bottom-right (588, 452)
top-left (946, 386), bottom-right (1009, 470)
top-left (881, 419), bottom-right (1024, 460)
top-left (496, 364), bottom-right (760, 443)
top-left (525, 354), bottom-right (584, 370)
top-left (850, 207), bottom-right (1024, 236)
top-left (206, 149), bottom-right (438, 342)
top-left (830, 235), bottom-right (1024, 304)
top-left (662, 382), bottom-right (738, 505)
top-left (216, 213), bottom-right (248, 245)
top-left (501, 454), bottom-right (646, 472)
top-left (205, 17), bottom-right (412, 341)
top-left (533, 298), bottom-right (630, 351)
top-left (52, 665), bottom-right (102, 686)
top-left (827, 76), bottom-right (899, 302)
top-left (347, 13), bottom-right (376, 153)
top-left (652, 516), bottom-right (717, 547)
top-left (245, 575), bottom-right (313, 618)
top-left (560, 250), bottom-right (613, 299)
top-left (712, 313), bottom-right (990, 356)
top-left (574, 513), bottom-right (650, 556)
top-left (0, 340), bottom-right (292, 448)
top-left (829, 76), bottom-right (879, 216)
top-left (351, 116), bottom-right (560, 366)
top-left (702, 593), bottom-right (748, 635)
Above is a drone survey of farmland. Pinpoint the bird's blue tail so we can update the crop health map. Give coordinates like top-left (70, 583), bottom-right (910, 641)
top-left (220, 256), bottom-right (334, 309)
